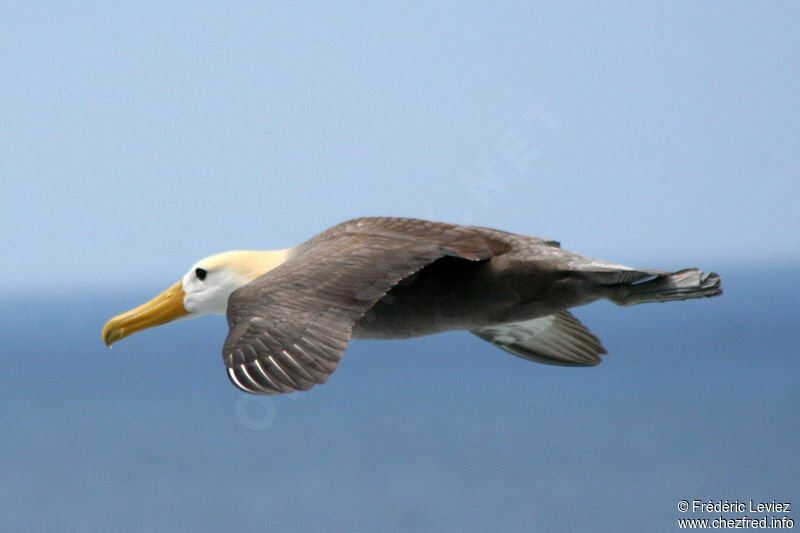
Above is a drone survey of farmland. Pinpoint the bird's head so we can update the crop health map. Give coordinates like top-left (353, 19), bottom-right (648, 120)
top-left (102, 249), bottom-right (290, 346)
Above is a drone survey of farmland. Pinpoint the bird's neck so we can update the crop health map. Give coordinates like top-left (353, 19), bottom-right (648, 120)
top-left (222, 249), bottom-right (294, 283)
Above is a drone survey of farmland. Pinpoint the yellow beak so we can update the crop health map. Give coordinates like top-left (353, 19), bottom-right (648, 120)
top-left (102, 280), bottom-right (189, 346)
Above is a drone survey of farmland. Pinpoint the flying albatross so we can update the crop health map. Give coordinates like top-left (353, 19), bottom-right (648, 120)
top-left (102, 217), bottom-right (721, 395)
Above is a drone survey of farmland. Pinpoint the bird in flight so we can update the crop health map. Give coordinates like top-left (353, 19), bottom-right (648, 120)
top-left (103, 217), bottom-right (721, 394)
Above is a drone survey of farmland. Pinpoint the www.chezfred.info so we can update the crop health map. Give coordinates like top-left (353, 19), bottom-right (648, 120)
top-left (677, 499), bottom-right (793, 529)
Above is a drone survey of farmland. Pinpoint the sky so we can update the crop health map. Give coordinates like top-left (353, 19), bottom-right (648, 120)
top-left (2, 2), bottom-right (799, 293)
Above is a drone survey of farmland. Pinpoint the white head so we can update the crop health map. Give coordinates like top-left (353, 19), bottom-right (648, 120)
top-left (102, 249), bottom-right (291, 345)
top-left (181, 250), bottom-right (289, 315)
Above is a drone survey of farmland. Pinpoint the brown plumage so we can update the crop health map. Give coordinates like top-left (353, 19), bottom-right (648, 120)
top-left (218, 218), bottom-right (722, 394)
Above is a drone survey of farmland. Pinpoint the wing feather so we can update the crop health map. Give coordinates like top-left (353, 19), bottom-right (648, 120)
top-left (222, 218), bottom-right (512, 394)
top-left (471, 310), bottom-right (607, 367)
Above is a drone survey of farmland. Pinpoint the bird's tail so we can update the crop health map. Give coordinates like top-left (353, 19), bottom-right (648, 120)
top-left (606, 268), bottom-right (722, 306)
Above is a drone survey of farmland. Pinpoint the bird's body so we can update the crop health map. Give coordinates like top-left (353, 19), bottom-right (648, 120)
top-left (103, 217), bottom-right (722, 394)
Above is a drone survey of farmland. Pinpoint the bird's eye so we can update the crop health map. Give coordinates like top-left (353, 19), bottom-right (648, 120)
top-left (195, 268), bottom-right (207, 281)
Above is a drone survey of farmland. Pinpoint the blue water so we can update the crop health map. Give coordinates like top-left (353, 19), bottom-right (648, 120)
top-left (1, 265), bottom-right (797, 532)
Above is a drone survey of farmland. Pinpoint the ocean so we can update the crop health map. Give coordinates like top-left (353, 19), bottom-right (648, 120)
top-left (1, 265), bottom-right (797, 532)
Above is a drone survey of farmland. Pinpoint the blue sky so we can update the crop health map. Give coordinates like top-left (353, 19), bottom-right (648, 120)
top-left (2, 2), bottom-right (798, 292)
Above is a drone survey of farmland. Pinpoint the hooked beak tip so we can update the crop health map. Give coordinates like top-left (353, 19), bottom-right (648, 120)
top-left (102, 320), bottom-right (123, 347)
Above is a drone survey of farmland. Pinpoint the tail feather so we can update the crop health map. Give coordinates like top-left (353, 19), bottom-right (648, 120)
top-left (608, 268), bottom-right (722, 306)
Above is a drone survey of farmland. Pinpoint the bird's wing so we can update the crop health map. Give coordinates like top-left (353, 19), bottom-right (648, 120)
top-left (471, 310), bottom-right (607, 366)
top-left (222, 218), bottom-right (512, 394)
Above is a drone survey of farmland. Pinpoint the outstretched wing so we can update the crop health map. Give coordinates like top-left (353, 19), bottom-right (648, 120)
top-left (222, 218), bottom-right (512, 394)
top-left (471, 310), bottom-right (607, 366)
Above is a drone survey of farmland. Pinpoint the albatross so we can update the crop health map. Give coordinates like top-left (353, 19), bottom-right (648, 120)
top-left (102, 217), bottom-right (721, 395)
